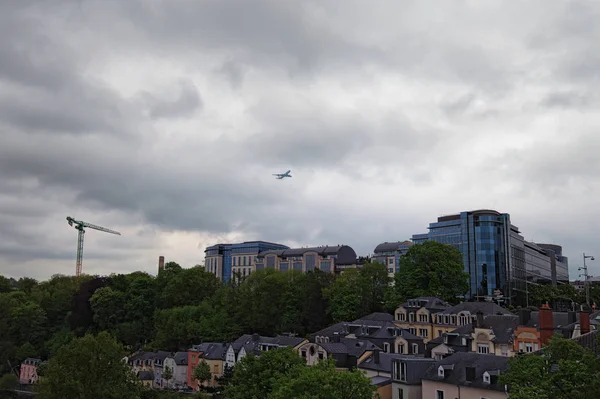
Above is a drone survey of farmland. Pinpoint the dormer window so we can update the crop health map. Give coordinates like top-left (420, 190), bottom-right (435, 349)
top-left (483, 372), bottom-right (491, 384)
top-left (438, 366), bottom-right (445, 377)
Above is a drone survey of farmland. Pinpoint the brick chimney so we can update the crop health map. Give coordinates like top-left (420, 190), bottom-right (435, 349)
top-left (580, 305), bottom-right (591, 335)
top-left (539, 302), bottom-right (554, 346)
top-left (158, 256), bottom-right (165, 272)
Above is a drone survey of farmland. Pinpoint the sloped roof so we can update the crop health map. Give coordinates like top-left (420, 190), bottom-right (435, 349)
top-left (400, 297), bottom-right (450, 311)
top-left (437, 302), bottom-right (513, 316)
top-left (190, 343), bottom-right (228, 360)
top-left (172, 352), bottom-right (188, 365)
top-left (391, 356), bottom-right (437, 384)
top-left (359, 312), bottom-right (394, 321)
top-left (373, 241), bottom-right (413, 253)
top-left (422, 352), bottom-right (509, 391)
top-left (137, 370), bottom-right (154, 381)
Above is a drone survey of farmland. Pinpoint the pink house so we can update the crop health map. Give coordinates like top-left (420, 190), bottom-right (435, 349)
top-left (20, 358), bottom-right (43, 384)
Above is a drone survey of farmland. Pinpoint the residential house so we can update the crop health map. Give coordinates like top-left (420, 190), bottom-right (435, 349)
top-left (163, 352), bottom-right (188, 389)
top-left (311, 313), bottom-right (426, 356)
top-left (427, 313), bottom-right (520, 359)
top-left (19, 358), bottom-right (45, 385)
top-left (391, 356), bottom-right (435, 399)
top-left (225, 333), bottom-right (307, 369)
top-left (138, 370), bottom-right (154, 388)
top-left (394, 297), bottom-right (451, 343)
top-left (298, 336), bottom-right (381, 370)
top-left (125, 350), bottom-right (171, 388)
top-left (421, 352), bottom-right (509, 399)
top-left (187, 343), bottom-right (228, 390)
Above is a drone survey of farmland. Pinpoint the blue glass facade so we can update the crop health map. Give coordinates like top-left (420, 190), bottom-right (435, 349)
top-left (204, 241), bottom-right (289, 282)
top-left (412, 210), bottom-right (511, 301)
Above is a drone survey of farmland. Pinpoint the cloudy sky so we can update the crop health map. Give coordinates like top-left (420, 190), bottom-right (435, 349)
top-left (1, 0), bottom-right (599, 280)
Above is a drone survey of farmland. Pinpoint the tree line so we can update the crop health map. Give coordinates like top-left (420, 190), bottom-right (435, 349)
top-left (0, 241), bottom-right (469, 376)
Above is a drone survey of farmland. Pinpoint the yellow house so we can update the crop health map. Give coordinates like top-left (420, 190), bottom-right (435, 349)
top-left (394, 297), bottom-right (450, 343)
top-left (395, 298), bottom-right (515, 343)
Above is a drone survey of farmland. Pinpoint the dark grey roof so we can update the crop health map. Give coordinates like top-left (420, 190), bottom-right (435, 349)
top-left (422, 352), bottom-right (509, 391)
top-left (129, 351), bottom-right (172, 363)
top-left (137, 370), bottom-right (154, 381)
top-left (232, 334), bottom-right (305, 356)
top-left (370, 376), bottom-right (391, 387)
top-left (373, 241), bottom-right (413, 253)
top-left (437, 302), bottom-right (513, 316)
top-left (400, 297), bottom-right (450, 311)
top-left (359, 312), bottom-right (394, 321)
top-left (391, 356), bottom-right (437, 385)
top-left (526, 311), bottom-right (579, 330)
top-left (320, 342), bottom-right (349, 354)
top-left (310, 322), bottom-right (347, 339)
top-left (340, 338), bottom-right (381, 358)
top-left (359, 352), bottom-right (408, 373)
top-left (171, 352), bottom-right (188, 365)
top-left (572, 330), bottom-right (599, 355)
top-left (190, 343), bottom-right (228, 360)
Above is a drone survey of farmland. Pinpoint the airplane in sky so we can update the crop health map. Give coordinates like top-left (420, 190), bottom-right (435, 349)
top-left (273, 170), bottom-right (292, 179)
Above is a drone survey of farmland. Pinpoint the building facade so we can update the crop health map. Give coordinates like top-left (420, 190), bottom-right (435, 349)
top-left (254, 245), bottom-right (358, 274)
top-left (373, 241), bottom-right (413, 279)
top-left (412, 209), bottom-right (569, 305)
top-left (204, 241), bottom-right (289, 282)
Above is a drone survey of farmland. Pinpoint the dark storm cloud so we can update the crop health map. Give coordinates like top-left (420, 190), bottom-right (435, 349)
top-left (1, 0), bottom-right (600, 278)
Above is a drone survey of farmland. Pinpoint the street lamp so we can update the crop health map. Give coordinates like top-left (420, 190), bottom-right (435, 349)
top-left (579, 253), bottom-right (595, 306)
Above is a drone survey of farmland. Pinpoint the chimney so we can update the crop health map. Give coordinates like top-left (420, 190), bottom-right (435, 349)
top-left (158, 256), bottom-right (165, 271)
top-left (539, 302), bottom-right (554, 346)
top-left (580, 305), bottom-right (591, 335)
top-left (373, 349), bottom-right (380, 365)
top-left (519, 308), bottom-right (532, 326)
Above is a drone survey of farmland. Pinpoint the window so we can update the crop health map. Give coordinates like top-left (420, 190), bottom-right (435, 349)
top-left (412, 343), bottom-right (418, 354)
top-left (478, 344), bottom-right (489, 354)
top-left (409, 328), bottom-right (416, 335)
top-left (383, 342), bottom-right (390, 352)
top-left (436, 389), bottom-right (445, 399)
top-left (525, 343), bottom-right (533, 353)
top-left (419, 328), bottom-right (428, 337)
top-left (501, 344), bottom-right (508, 356)
top-left (397, 344), bottom-right (405, 354)
top-left (301, 350), bottom-right (307, 358)
top-left (438, 329), bottom-right (443, 337)
top-left (318, 352), bottom-right (324, 360)
top-left (400, 362), bottom-right (406, 381)
top-left (397, 388), bottom-right (404, 399)
top-left (409, 313), bottom-right (415, 322)
top-left (397, 313), bottom-right (406, 321)
top-left (419, 314), bottom-right (428, 322)
top-left (483, 373), bottom-right (490, 383)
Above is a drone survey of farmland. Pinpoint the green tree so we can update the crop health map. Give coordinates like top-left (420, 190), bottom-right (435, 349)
top-left (37, 331), bottom-right (141, 399)
top-left (193, 360), bottom-right (211, 389)
top-left (16, 342), bottom-right (38, 362)
top-left (162, 365), bottom-right (173, 389)
top-left (0, 373), bottom-right (18, 390)
top-left (325, 269), bottom-right (363, 322)
top-left (394, 241), bottom-right (469, 304)
top-left (225, 347), bottom-right (305, 399)
top-left (500, 335), bottom-right (600, 399)
top-left (270, 358), bottom-right (377, 399)
top-left (17, 277), bottom-right (38, 294)
top-left (90, 286), bottom-right (126, 332)
top-left (9, 302), bottom-right (47, 346)
top-left (0, 276), bottom-right (12, 293)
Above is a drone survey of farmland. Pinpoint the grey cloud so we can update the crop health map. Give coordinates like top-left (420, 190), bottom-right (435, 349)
top-left (541, 90), bottom-right (598, 109)
top-left (141, 79), bottom-right (203, 119)
top-left (216, 60), bottom-right (245, 90)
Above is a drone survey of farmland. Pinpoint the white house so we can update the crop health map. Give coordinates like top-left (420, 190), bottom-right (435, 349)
top-left (163, 352), bottom-right (188, 389)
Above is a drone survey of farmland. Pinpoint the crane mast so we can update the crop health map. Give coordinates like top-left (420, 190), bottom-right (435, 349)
top-left (67, 216), bottom-right (121, 277)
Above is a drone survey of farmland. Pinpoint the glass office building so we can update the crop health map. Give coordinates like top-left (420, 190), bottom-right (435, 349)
top-left (412, 209), bottom-right (569, 306)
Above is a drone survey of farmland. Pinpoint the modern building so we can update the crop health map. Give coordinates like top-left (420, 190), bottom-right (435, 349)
top-left (373, 241), bottom-right (413, 279)
top-left (412, 209), bottom-right (569, 305)
top-left (204, 241), bottom-right (289, 282)
top-left (254, 245), bottom-right (359, 274)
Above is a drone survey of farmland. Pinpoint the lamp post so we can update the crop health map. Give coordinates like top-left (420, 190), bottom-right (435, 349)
top-left (579, 253), bottom-right (595, 306)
